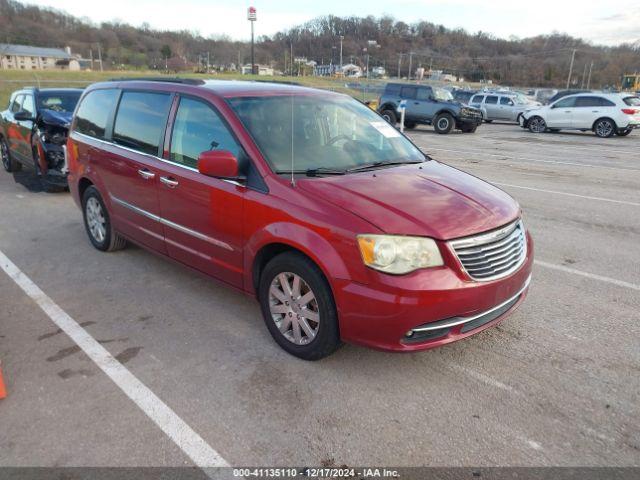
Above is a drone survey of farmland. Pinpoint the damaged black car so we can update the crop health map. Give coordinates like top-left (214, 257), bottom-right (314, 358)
top-left (0, 88), bottom-right (83, 190)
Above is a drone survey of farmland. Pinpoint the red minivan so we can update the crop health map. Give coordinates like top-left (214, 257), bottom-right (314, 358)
top-left (67, 79), bottom-right (533, 360)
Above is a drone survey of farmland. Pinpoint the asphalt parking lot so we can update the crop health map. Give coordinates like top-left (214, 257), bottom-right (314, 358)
top-left (0, 122), bottom-right (638, 471)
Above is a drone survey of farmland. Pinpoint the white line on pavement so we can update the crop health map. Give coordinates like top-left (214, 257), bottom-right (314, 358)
top-left (426, 146), bottom-right (639, 171)
top-left (535, 260), bottom-right (640, 291)
top-left (0, 249), bottom-right (230, 469)
top-left (494, 183), bottom-right (640, 207)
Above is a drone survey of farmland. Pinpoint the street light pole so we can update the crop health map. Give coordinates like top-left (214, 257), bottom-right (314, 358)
top-left (408, 52), bottom-right (413, 81)
top-left (397, 53), bottom-right (403, 79)
top-left (586, 61), bottom-right (594, 89)
top-left (248, 6), bottom-right (257, 74)
top-left (339, 35), bottom-right (344, 69)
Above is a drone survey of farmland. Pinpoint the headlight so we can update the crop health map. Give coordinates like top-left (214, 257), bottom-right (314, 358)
top-left (357, 234), bottom-right (444, 274)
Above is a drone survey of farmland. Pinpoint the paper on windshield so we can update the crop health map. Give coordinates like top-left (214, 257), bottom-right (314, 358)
top-left (371, 121), bottom-right (402, 138)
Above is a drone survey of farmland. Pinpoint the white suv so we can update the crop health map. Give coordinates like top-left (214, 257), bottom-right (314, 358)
top-left (520, 93), bottom-right (640, 137)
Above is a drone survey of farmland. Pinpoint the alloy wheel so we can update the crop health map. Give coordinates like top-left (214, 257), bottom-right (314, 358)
top-left (596, 120), bottom-right (614, 137)
top-left (437, 117), bottom-right (450, 130)
top-left (529, 117), bottom-right (546, 133)
top-left (268, 272), bottom-right (320, 345)
top-left (1, 141), bottom-right (10, 171)
top-left (85, 197), bottom-right (107, 243)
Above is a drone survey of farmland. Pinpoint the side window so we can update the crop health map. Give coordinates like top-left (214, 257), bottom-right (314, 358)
top-left (74, 89), bottom-right (120, 140)
top-left (170, 97), bottom-right (242, 169)
top-left (554, 97), bottom-right (577, 108)
top-left (385, 84), bottom-right (401, 96)
top-left (400, 87), bottom-right (416, 99)
top-left (485, 95), bottom-right (498, 104)
top-left (21, 95), bottom-right (35, 115)
top-left (11, 94), bottom-right (24, 113)
top-left (113, 91), bottom-right (172, 156)
top-left (499, 97), bottom-right (514, 106)
top-left (575, 97), bottom-right (598, 107)
top-left (470, 95), bottom-right (484, 104)
top-left (416, 88), bottom-right (432, 101)
top-left (596, 97), bottom-right (615, 107)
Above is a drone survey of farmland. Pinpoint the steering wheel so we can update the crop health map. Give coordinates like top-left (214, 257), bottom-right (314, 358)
top-left (327, 134), bottom-right (351, 146)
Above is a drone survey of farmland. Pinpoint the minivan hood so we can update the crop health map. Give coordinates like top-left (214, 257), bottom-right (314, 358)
top-left (296, 161), bottom-right (519, 240)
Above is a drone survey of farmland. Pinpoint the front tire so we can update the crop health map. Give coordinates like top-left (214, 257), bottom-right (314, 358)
top-left (433, 113), bottom-right (454, 134)
top-left (528, 116), bottom-right (547, 133)
top-left (1, 137), bottom-right (21, 173)
top-left (594, 118), bottom-right (616, 138)
top-left (258, 251), bottom-right (341, 360)
top-left (403, 121), bottom-right (417, 130)
top-left (82, 186), bottom-right (127, 252)
top-left (380, 109), bottom-right (397, 124)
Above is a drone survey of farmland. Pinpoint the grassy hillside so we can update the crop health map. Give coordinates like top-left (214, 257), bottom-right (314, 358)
top-left (0, 70), bottom-right (384, 108)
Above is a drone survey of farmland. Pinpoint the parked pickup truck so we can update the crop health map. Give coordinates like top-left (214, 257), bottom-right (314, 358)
top-left (377, 83), bottom-right (483, 134)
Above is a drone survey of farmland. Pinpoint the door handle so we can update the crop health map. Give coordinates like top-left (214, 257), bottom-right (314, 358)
top-left (138, 168), bottom-right (155, 180)
top-left (160, 176), bottom-right (179, 188)
top-left (592, 110), bottom-right (599, 113)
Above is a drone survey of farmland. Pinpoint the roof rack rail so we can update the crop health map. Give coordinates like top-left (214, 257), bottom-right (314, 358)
top-left (108, 77), bottom-right (205, 85)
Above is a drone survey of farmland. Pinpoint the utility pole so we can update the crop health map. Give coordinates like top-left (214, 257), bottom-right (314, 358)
top-left (207, 51), bottom-right (210, 73)
top-left (586, 61), bottom-right (594, 89)
top-left (290, 41), bottom-right (293, 78)
top-left (566, 49), bottom-right (576, 89)
top-left (580, 63), bottom-right (588, 88)
top-left (89, 49), bottom-right (94, 70)
top-left (248, 6), bottom-right (257, 74)
top-left (397, 53), bottom-right (403, 79)
top-left (97, 44), bottom-right (103, 72)
top-left (339, 35), bottom-right (344, 70)
top-left (408, 52), bottom-right (413, 81)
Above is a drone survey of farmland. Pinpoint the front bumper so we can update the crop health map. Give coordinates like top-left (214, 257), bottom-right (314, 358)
top-left (333, 231), bottom-right (534, 352)
top-left (39, 142), bottom-right (68, 187)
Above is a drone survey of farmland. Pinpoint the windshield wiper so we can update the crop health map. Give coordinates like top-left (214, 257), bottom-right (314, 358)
top-left (346, 160), bottom-right (423, 173)
top-left (275, 167), bottom-right (346, 177)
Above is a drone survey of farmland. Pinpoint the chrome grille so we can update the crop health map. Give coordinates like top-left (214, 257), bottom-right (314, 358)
top-left (449, 220), bottom-right (526, 281)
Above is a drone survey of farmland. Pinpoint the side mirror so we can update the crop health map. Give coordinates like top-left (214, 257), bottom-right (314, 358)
top-left (197, 150), bottom-right (240, 179)
top-left (14, 110), bottom-right (34, 121)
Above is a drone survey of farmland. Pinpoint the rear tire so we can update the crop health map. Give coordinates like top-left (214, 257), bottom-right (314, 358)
top-left (258, 251), bottom-right (341, 360)
top-left (616, 128), bottom-right (632, 137)
top-left (460, 124), bottom-right (477, 133)
top-left (433, 113), bottom-right (454, 134)
top-left (82, 186), bottom-right (127, 252)
top-left (484, 119), bottom-right (493, 123)
top-left (404, 121), bottom-right (417, 130)
top-left (1, 137), bottom-right (21, 173)
top-left (380, 109), bottom-right (397, 124)
top-left (594, 118), bottom-right (616, 138)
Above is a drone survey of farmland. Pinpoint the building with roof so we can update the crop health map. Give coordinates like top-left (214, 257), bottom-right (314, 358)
top-left (0, 44), bottom-right (80, 71)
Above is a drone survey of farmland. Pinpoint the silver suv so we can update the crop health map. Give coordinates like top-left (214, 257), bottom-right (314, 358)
top-left (469, 93), bottom-right (535, 123)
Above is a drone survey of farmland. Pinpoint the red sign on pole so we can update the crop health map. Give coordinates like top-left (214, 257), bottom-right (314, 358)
top-left (247, 6), bottom-right (257, 21)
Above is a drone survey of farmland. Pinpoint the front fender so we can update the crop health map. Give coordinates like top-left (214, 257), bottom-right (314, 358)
top-left (245, 222), bottom-right (353, 295)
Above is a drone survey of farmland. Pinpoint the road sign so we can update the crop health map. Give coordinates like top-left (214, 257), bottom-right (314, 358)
top-left (247, 6), bottom-right (257, 21)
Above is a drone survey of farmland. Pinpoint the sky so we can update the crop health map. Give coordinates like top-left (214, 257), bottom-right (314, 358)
top-left (24, 0), bottom-right (640, 46)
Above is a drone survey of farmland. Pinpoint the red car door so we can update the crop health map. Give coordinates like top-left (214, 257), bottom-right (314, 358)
top-left (155, 95), bottom-right (245, 289)
top-left (92, 89), bottom-right (173, 253)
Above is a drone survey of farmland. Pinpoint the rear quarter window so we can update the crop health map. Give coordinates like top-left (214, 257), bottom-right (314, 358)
top-left (74, 89), bottom-right (120, 140)
top-left (112, 91), bottom-right (172, 156)
top-left (485, 96), bottom-right (498, 104)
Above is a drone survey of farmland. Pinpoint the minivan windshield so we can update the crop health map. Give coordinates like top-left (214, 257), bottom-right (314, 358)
top-left (228, 94), bottom-right (425, 174)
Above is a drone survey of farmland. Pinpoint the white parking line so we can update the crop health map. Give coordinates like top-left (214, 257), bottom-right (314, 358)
top-left (0, 249), bottom-right (230, 469)
top-left (535, 260), bottom-right (640, 291)
top-left (494, 183), bottom-right (640, 207)
top-left (425, 147), bottom-right (639, 171)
